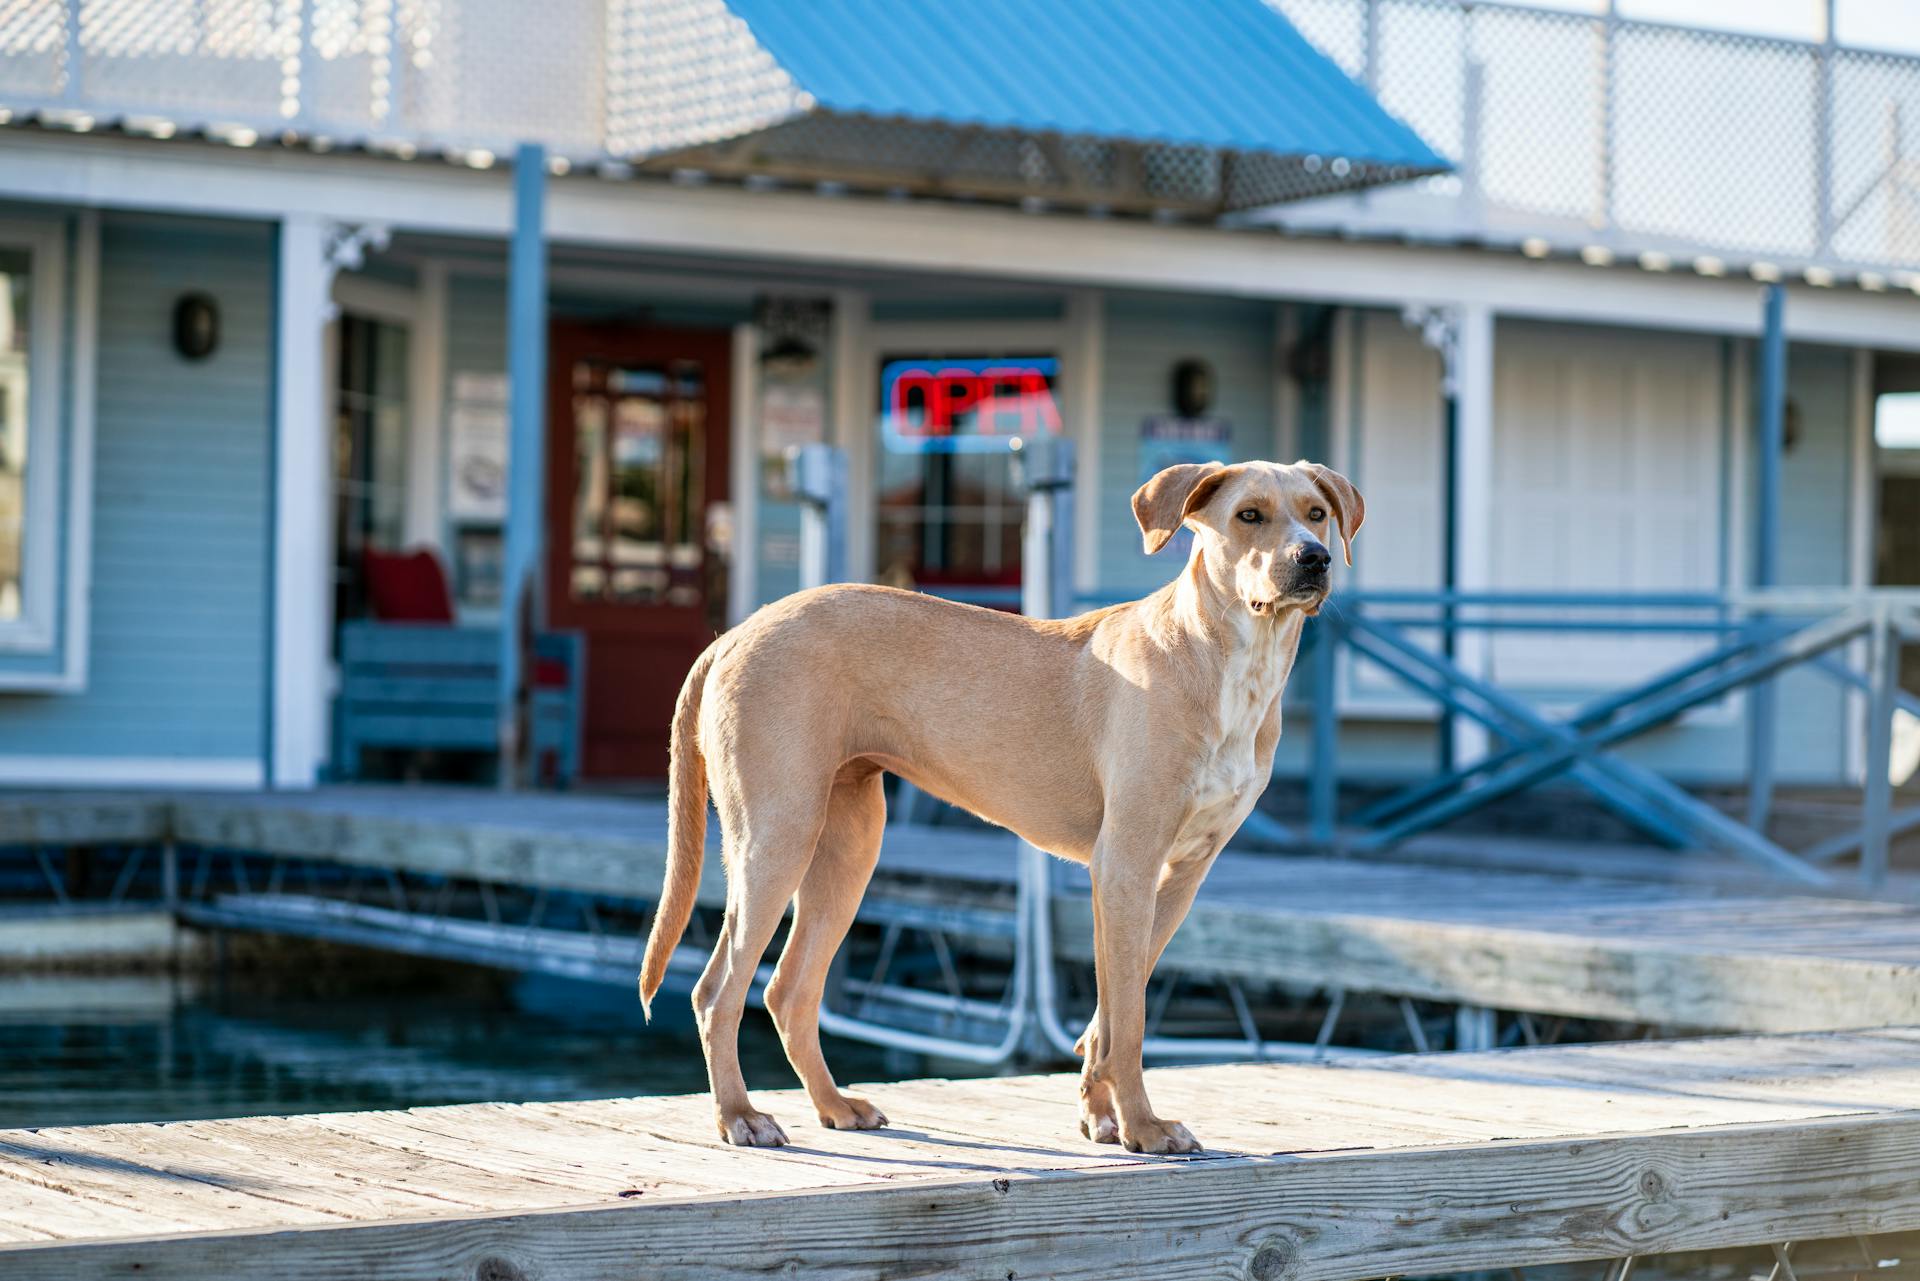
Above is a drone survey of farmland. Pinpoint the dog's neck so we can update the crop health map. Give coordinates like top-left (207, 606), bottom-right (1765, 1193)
top-left (1170, 543), bottom-right (1292, 655)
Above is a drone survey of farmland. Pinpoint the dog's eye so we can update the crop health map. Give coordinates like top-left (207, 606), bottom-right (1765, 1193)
top-left (1236, 508), bottom-right (1262, 524)
top-left (1308, 506), bottom-right (1327, 522)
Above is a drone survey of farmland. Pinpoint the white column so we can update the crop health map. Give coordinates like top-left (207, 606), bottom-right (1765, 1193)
top-left (831, 289), bottom-right (872, 582)
top-left (402, 258), bottom-right (448, 551)
top-left (271, 213), bottom-right (336, 789)
top-left (1063, 289), bottom-right (1104, 595)
top-left (727, 321), bottom-right (760, 626)
top-left (1452, 302), bottom-right (1496, 766)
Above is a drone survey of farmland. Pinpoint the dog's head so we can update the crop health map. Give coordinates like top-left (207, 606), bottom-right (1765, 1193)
top-left (1131, 459), bottom-right (1363, 618)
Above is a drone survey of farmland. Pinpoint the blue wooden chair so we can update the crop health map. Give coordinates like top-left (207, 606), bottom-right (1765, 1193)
top-left (333, 622), bottom-right (585, 786)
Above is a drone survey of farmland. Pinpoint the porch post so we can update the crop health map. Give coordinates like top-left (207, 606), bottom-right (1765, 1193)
top-left (1746, 283), bottom-right (1787, 831)
top-left (270, 213), bottom-right (336, 789)
top-left (1451, 302), bottom-right (1496, 768)
top-left (498, 142), bottom-right (549, 787)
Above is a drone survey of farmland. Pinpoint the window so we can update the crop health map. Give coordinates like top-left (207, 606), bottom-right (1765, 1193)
top-left (874, 354), bottom-right (1062, 607)
top-left (0, 249), bottom-right (29, 623)
top-left (333, 314), bottom-right (411, 624)
top-left (0, 222), bottom-right (67, 658)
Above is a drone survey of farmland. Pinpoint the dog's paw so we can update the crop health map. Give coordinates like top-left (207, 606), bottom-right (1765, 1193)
top-left (1119, 1116), bottom-right (1202, 1156)
top-left (718, 1109), bottom-right (789, 1147)
top-left (1078, 1081), bottom-right (1120, 1144)
top-left (1078, 1109), bottom-right (1119, 1144)
top-left (818, 1094), bottom-right (889, 1131)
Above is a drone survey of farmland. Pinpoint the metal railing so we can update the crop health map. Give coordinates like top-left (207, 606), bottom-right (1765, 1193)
top-left (1265, 0), bottom-right (1920, 275)
top-left (1293, 588), bottom-right (1920, 890)
top-left (786, 440), bottom-right (1920, 1068)
top-left (2, 1), bottom-right (1914, 270)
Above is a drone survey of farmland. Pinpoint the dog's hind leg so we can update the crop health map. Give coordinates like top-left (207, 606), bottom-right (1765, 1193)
top-left (764, 765), bottom-right (888, 1131)
top-left (692, 799), bottom-right (826, 1148)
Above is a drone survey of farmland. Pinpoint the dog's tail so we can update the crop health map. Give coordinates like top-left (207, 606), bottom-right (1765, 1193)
top-left (638, 642), bottom-right (718, 1020)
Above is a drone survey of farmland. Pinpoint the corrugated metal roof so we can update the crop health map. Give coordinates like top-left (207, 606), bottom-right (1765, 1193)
top-left (718, 0), bottom-right (1446, 172)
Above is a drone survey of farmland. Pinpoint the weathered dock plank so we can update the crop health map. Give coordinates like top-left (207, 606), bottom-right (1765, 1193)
top-left (2, 1031), bottom-right (1918, 1281)
top-left (0, 792), bottom-right (168, 848)
top-left (166, 787), bottom-right (1920, 1035)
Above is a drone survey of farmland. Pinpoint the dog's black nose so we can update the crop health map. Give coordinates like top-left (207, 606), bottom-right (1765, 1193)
top-left (1292, 542), bottom-right (1331, 573)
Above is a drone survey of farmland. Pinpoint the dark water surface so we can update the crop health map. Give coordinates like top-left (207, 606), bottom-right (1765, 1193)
top-left (0, 971), bottom-right (942, 1129)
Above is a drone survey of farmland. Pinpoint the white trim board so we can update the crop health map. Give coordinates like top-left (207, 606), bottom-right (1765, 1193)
top-left (830, 289), bottom-right (872, 581)
top-left (0, 755), bottom-right (264, 787)
top-left (402, 259), bottom-right (448, 551)
top-left (271, 214), bottom-right (336, 788)
top-left (7, 132), bottom-right (1919, 353)
top-left (57, 210), bottom-right (99, 692)
top-left (1064, 290), bottom-right (1104, 593)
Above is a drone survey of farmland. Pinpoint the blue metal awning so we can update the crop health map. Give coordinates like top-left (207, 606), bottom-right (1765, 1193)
top-left (625, 0), bottom-right (1449, 214)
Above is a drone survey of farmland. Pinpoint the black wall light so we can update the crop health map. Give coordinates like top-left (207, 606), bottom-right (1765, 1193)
top-left (172, 293), bottom-right (220, 361)
top-left (1172, 358), bottom-right (1214, 419)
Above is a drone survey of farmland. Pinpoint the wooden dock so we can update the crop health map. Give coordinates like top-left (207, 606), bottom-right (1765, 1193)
top-left (2, 1030), bottom-right (1917, 1280)
top-left (8, 786), bottom-right (1920, 1033)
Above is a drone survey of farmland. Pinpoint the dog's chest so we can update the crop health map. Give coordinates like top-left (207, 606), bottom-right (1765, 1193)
top-left (1176, 631), bottom-right (1287, 857)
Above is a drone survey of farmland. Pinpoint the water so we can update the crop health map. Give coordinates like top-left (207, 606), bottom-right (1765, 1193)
top-left (0, 971), bottom-right (935, 1130)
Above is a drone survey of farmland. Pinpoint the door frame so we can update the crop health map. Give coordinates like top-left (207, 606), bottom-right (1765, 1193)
top-left (542, 319), bottom-right (734, 633)
top-left (542, 319), bottom-right (734, 776)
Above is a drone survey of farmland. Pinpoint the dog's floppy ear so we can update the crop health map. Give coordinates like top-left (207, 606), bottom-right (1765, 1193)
top-left (1295, 461), bottom-right (1365, 566)
top-left (1132, 462), bottom-right (1232, 555)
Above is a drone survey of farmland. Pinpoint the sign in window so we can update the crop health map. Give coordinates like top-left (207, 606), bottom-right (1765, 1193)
top-left (875, 355), bottom-right (1060, 607)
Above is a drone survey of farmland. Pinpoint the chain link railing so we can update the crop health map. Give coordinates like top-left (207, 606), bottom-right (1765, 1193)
top-left (1267, 0), bottom-right (1920, 276)
top-left (1, 0), bottom-right (1915, 269)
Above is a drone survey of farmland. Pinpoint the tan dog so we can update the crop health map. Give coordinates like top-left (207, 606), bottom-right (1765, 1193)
top-left (640, 458), bottom-right (1362, 1154)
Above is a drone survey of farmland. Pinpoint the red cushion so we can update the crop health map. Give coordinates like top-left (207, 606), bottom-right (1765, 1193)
top-left (363, 548), bottom-right (456, 623)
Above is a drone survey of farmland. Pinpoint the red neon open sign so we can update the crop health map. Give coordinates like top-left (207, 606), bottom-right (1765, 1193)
top-left (880, 357), bottom-right (1062, 453)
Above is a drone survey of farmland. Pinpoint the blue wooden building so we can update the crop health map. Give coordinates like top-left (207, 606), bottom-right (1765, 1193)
top-left (0, 0), bottom-right (1914, 807)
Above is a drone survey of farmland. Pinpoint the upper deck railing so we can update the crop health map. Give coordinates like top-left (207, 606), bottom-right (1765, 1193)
top-left (1264, 0), bottom-right (1920, 278)
top-left (1, 0), bottom-right (1915, 274)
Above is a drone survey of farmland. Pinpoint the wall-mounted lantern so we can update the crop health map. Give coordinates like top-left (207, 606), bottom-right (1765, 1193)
top-left (1172, 358), bottom-right (1214, 419)
top-left (172, 293), bottom-right (220, 361)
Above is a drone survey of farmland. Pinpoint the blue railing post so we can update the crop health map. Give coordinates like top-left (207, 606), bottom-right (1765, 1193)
top-left (498, 141), bottom-right (548, 788)
top-left (1863, 604), bottom-right (1897, 890)
top-left (1746, 283), bottom-right (1787, 832)
top-left (1310, 614), bottom-right (1340, 847)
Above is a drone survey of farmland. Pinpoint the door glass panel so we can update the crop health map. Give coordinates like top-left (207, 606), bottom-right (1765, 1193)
top-left (570, 389), bottom-right (608, 599)
top-left (332, 313), bottom-right (410, 624)
top-left (569, 358), bottom-right (707, 606)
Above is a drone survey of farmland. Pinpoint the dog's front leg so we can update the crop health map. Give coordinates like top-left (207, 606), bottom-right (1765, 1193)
top-left (1082, 831), bottom-right (1202, 1155)
top-left (1076, 854), bottom-right (1214, 1143)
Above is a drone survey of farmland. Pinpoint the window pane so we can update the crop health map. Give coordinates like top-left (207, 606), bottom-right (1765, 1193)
top-left (0, 250), bottom-right (30, 623)
top-left (874, 354), bottom-right (1058, 606)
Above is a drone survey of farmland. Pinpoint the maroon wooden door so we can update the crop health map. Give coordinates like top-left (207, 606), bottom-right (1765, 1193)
top-left (546, 324), bottom-right (731, 779)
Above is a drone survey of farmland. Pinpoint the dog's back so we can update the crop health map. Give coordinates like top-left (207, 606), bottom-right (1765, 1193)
top-left (696, 584), bottom-right (1107, 855)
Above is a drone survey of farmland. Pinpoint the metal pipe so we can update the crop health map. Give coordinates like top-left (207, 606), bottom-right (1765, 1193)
top-left (791, 444), bottom-right (847, 590)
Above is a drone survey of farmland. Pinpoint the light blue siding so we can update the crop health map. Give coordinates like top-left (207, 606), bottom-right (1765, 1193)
top-left (1764, 343), bottom-right (1857, 783)
top-left (1095, 292), bottom-right (1278, 597)
top-left (0, 214), bottom-right (273, 764)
